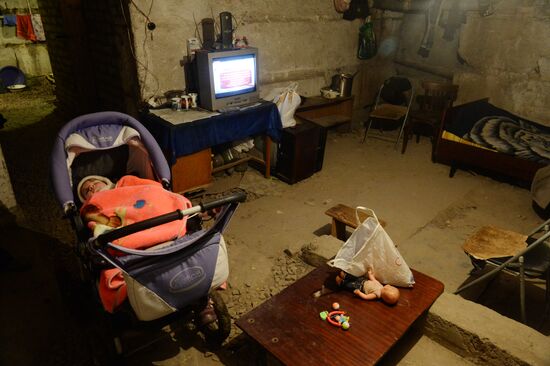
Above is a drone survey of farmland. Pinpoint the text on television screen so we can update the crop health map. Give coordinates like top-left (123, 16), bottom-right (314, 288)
top-left (212, 54), bottom-right (256, 97)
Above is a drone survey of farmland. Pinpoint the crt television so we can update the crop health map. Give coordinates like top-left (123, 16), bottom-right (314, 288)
top-left (196, 47), bottom-right (259, 111)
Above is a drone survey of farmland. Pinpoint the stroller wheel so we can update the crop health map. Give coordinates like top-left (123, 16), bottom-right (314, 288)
top-left (200, 290), bottom-right (231, 346)
top-left (87, 314), bottom-right (123, 366)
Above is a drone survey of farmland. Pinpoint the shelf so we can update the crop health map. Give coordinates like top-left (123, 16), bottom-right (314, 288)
top-left (298, 114), bottom-right (351, 128)
top-left (297, 95), bottom-right (354, 111)
top-left (295, 95), bottom-right (354, 132)
top-left (212, 156), bottom-right (251, 174)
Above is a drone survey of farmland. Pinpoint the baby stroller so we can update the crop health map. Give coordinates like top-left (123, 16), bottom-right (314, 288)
top-left (50, 111), bottom-right (245, 360)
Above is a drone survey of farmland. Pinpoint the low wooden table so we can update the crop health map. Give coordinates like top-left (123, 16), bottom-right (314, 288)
top-left (236, 265), bottom-right (444, 366)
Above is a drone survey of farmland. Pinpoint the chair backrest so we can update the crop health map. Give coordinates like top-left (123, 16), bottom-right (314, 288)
top-left (380, 76), bottom-right (413, 106)
top-left (419, 81), bottom-right (459, 113)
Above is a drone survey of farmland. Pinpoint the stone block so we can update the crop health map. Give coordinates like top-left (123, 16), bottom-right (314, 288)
top-left (0, 48), bottom-right (17, 69)
top-left (299, 234), bottom-right (343, 267)
top-left (1, 25), bottom-right (17, 43)
top-left (13, 44), bottom-right (52, 76)
top-left (426, 293), bottom-right (550, 366)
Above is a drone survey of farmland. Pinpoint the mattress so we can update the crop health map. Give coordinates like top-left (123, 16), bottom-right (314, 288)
top-left (441, 99), bottom-right (550, 165)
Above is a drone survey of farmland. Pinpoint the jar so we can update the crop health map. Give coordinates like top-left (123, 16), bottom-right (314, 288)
top-left (171, 97), bottom-right (182, 111)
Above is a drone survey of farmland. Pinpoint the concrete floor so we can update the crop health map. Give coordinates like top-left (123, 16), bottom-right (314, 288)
top-left (1, 93), bottom-right (549, 364)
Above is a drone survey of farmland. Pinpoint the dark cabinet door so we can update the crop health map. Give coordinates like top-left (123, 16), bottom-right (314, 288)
top-left (276, 121), bottom-right (321, 184)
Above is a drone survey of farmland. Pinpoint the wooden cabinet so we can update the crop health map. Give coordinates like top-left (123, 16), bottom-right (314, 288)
top-left (276, 121), bottom-right (322, 184)
top-left (171, 148), bottom-right (212, 193)
top-left (274, 96), bottom-right (354, 184)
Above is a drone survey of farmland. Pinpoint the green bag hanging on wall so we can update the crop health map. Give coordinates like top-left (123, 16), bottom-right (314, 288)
top-left (357, 16), bottom-right (376, 60)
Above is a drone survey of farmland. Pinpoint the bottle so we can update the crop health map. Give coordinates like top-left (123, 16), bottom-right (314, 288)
top-left (357, 16), bottom-right (377, 60)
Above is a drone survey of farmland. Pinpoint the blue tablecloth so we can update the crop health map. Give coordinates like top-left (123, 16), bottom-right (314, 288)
top-left (142, 101), bottom-right (282, 165)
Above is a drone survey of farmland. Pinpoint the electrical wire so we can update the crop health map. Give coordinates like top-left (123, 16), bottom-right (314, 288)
top-left (192, 13), bottom-right (204, 46)
top-left (119, 0), bottom-right (160, 102)
top-left (231, 13), bottom-right (238, 34)
top-left (130, 0), bottom-right (153, 23)
top-left (210, 7), bottom-right (220, 38)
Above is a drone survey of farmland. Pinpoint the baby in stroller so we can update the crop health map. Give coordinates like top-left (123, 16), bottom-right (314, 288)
top-left (78, 174), bottom-right (192, 248)
top-left (77, 174), bottom-right (194, 312)
top-left (51, 112), bottom-right (242, 349)
top-left (78, 174), bottom-right (220, 244)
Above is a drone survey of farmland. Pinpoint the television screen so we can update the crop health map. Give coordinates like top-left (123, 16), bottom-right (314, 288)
top-left (212, 54), bottom-right (256, 98)
top-left (196, 47), bottom-right (260, 111)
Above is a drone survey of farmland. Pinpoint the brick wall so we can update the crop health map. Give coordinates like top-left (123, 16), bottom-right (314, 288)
top-left (37, 0), bottom-right (140, 118)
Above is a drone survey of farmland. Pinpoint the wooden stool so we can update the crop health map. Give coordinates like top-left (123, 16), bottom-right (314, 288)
top-left (325, 204), bottom-right (387, 240)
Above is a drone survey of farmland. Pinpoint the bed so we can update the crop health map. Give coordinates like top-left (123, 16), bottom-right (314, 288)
top-left (433, 99), bottom-right (550, 188)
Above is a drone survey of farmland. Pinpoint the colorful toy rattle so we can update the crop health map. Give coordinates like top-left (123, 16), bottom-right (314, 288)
top-left (320, 302), bottom-right (351, 330)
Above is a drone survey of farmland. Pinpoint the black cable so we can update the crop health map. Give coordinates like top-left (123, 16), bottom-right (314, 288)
top-left (130, 0), bottom-right (153, 23)
top-left (192, 13), bottom-right (203, 46)
top-left (119, 0), bottom-right (159, 101)
top-left (231, 13), bottom-right (238, 33)
top-left (210, 7), bottom-right (220, 37)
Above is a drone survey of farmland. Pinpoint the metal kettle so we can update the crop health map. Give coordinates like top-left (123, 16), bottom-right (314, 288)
top-left (330, 73), bottom-right (356, 97)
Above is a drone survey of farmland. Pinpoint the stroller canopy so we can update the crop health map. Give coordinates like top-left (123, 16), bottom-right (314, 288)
top-left (51, 111), bottom-right (171, 210)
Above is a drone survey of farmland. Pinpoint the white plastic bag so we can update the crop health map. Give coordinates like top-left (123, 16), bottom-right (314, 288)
top-left (272, 82), bottom-right (301, 128)
top-left (328, 207), bottom-right (415, 287)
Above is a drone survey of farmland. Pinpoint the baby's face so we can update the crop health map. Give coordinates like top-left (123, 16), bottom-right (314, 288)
top-left (80, 179), bottom-right (107, 201)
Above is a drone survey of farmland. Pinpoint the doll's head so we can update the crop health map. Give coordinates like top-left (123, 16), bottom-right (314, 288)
top-left (380, 284), bottom-right (400, 305)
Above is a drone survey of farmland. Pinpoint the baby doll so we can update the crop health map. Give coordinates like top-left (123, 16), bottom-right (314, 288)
top-left (336, 268), bottom-right (400, 305)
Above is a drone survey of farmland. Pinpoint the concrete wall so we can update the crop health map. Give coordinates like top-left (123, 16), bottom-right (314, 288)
top-left (128, 0), bottom-right (550, 129)
top-left (16, 0), bottom-right (550, 128)
top-left (0, 145), bottom-right (16, 211)
top-left (366, 0), bottom-right (550, 126)
top-left (456, 1), bottom-right (550, 125)
top-left (0, 0), bottom-right (52, 77)
top-left (128, 0), bottom-right (363, 102)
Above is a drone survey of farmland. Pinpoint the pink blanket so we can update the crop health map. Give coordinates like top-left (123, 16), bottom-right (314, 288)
top-left (81, 175), bottom-right (192, 250)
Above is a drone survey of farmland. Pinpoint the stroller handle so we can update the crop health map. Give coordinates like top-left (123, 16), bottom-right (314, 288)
top-left (201, 190), bottom-right (247, 211)
top-left (92, 191), bottom-right (247, 249)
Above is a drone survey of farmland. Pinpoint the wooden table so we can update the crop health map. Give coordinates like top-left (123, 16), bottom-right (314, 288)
top-left (142, 101), bottom-right (282, 192)
top-left (236, 265), bottom-right (444, 365)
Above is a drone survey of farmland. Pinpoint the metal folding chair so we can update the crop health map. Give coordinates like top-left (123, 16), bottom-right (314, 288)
top-left (455, 219), bottom-right (550, 325)
top-left (362, 76), bottom-right (414, 149)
